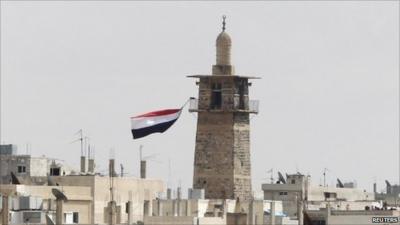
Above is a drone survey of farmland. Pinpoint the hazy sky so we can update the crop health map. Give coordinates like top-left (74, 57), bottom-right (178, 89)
top-left (1, 1), bottom-right (399, 195)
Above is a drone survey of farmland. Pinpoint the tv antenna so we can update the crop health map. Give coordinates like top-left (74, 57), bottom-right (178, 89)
top-left (267, 168), bottom-right (274, 184)
top-left (323, 168), bottom-right (330, 187)
top-left (71, 129), bottom-right (84, 156)
top-left (120, 164), bottom-right (124, 177)
top-left (139, 145), bottom-right (143, 161)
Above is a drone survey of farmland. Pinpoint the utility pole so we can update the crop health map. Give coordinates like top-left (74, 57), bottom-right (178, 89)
top-left (139, 145), bottom-right (143, 161)
top-left (267, 168), bottom-right (274, 184)
top-left (323, 168), bottom-right (329, 187)
top-left (108, 164), bottom-right (116, 225)
top-left (120, 164), bottom-right (124, 177)
top-left (78, 130), bottom-right (85, 173)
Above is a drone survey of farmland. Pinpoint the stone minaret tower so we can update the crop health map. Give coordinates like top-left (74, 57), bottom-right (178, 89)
top-left (188, 17), bottom-right (259, 201)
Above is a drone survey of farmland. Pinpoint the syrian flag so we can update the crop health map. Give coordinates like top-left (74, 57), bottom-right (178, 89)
top-left (131, 108), bottom-right (182, 139)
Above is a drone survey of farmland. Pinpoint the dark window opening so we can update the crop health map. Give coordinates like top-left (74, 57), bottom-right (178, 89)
top-left (126, 202), bottom-right (130, 213)
top-left (50, 168), bottom-right (61, 176)
top-left (73, 212), bottom-right (79, 223)
top-left (211, 83), bottom-right (222, 109)
top-left (17, 165), bottom-right (26, 173)
top-left (312, 220), bottom-right (326, 225)
top-left (291, 179), bottom-right (296, 184)
top-left (238, 82), bottom-right (245, 110)
top-left (324, 192), bottom-right (337, 200)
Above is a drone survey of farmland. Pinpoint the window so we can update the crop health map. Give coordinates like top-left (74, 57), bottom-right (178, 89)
top-left (324, 192), bottom-right (337, 200)
top-left (73, 212), bottom-right (79, 223)
top-left (64, 213), bottom-right (73, 224)
top-left (238, 81), bottom-right (245, 109)
top-left (64, 212), bottom-right (79, 224)
top-left (315, 220), bottom-right (326, 225)
top-left (50, 167), bottom-right (60, 176)
top-left (211, 83), bottom-right (222, 109)
top-left (235, 79), bottom-right (248, 110)
top-left (291, 179), bottom-right (296, 184)
top-left (279, 192), bottom-right (288, 196)
top-left (17, 165), bottom-right (26, 173)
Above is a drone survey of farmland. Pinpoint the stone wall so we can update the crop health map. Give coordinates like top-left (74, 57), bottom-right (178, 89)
top-left (233, 113), bottom-right (252, 200)
top-left (193, 112), bottom-right (235, 199)
top-left (193, 76), bottom-right (252, 201)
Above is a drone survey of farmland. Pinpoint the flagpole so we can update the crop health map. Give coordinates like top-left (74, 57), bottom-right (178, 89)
top-left (181, 98), bottom-right (190, 109)
top-left (181, 97), bottom-right (194, 110)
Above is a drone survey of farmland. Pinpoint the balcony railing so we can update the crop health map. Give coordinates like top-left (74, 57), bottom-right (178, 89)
top-left (189, 98), bottom-right (199, 112)
top-left (188, 98), bottom-right (259, 114)
top-left (248, 100), bottom-right (259, 113)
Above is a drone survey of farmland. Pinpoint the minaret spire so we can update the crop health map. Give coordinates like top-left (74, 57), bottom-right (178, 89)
top-left (222, 15), bottom-right (226, 32)
top-left (214, 15), bottom-right (233, 74)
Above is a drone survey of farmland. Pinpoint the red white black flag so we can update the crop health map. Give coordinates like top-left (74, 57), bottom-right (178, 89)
top-left (130, 109), bottom-right (182, 139)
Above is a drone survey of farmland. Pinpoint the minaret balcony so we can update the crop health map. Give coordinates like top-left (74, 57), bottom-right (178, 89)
top-left (188, 98), bottom-right (259, 114)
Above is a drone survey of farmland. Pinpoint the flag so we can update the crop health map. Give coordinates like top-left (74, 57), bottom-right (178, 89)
top-left (131, 109), bottom-right (182, 139)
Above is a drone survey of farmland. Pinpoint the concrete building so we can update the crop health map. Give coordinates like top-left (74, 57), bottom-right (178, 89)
top-left (0, 175), bottom-right (164, 224)
top-left (52, 175), bottom-right (164, 224)
top-left (263, 175), bottom-right (400, 225)
top-left (305, 208), bottom-right (400, 225)
top-left (0, 144), bottom-right (76, 184)
top-left (1, 185), bottom-right (92, 224)
top-left (375, 180), bottom-right (400, 207)
top-left (262, 173), bottom-right (383, 223)
top-left (0, 144), bottom-right (165, 225)
top-left (144, 196), bottom-right (298, 225)
top-left (384, 180), bottom-right (400, 196)
top-left (188, 16), bottom-right (259, 201)
top-left (0, 145), bottom-right (17, 155)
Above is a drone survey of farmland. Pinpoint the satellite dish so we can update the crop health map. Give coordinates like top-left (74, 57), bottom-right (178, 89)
top-left (278, 172), bottom-right (286, 184)
top-left (10, 172), bottom-right (21, 185)
top-left (46, 214), bottom-right (55, 225)
top-left (337, 179), bottom-right (344, 188)
top-left (51, 188), bottom-right (68, 201)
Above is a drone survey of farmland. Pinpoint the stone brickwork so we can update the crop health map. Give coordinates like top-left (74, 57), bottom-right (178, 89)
top-left (190, 26), bottom-right (257, 201)
top-left (233, 113), bottom-right (252, 200)
top-left (192, 76), bottom-right (253, 201)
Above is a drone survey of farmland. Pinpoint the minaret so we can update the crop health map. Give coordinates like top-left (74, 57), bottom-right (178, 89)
top-left (213, 16), bottom-right (234, 76)
top-left (188, 16), bottom-right (259, 201)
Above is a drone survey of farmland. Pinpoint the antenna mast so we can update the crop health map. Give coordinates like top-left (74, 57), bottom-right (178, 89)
top-left (267, 168), bottom-right (274, 184)
top-left (323, 168), bottom-right (329, 187)
top-left (168, 158), bottom-right (171, 188)
top-left (88, 144), bottom-right (91, 160)
top-left (79, 129), bottom-right (83, 156)
top-left (108, 149), bottom-right (115, 225)
top-left (271, 169), bottom-right (274, 184)
top-left (120, 164), bottom-right (124, 177)
top-left (139, 145), bottom-right (143, 161)
top-left (84, 136), bottom-right (90, 158)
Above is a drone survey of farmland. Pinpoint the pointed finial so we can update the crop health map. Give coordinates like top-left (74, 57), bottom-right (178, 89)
top-left (222, 15), bottom-right (226, 32)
